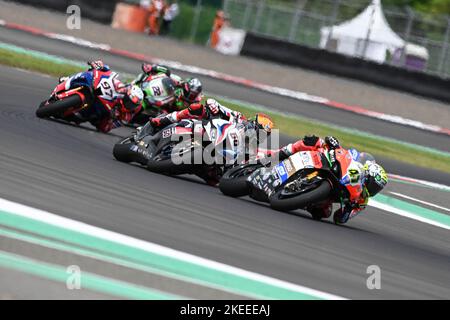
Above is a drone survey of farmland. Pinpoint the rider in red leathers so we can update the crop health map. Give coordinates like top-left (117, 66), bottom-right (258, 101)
top-left (260, 135), bottom-right (388, 224)
top-left (149, 98), bottom-right (246, 128)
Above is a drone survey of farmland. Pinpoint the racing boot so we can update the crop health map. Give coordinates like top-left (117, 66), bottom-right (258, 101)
top-left (307, 202), bottom-right (332, 221)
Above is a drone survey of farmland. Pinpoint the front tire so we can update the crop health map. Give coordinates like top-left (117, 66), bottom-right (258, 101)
top-left (219, 164), bottom-right (262, 197)
top-left (269, 180), bottom-right (332, 212)
top-left (36, 95), bottom-right (82, 118)
top-left (113, 138), bottom-right (135, 163)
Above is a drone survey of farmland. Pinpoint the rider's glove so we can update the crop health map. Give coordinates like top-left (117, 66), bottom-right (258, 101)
top-left (234, 111), bottom-right (245, 123)
top-left (325, 136), bottom-right (340, 150)
top-left (205, 98), bottom-right (220, 115)
top-left (150, 116), bottom-right (171, 128)
top-left (150, 117), bottom-right (162, 127)
top-left (142, 63), bottom-right (153, 74)
top-left (303, 135), bottom-right (320, 147)
top-left (58, 76), bottom-right (69, 83)
top-left (142, 63), bottom-right (171, 76)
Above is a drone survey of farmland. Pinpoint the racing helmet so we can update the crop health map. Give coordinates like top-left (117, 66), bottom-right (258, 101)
top-left (364, 162), bottom-right (388, 197)
top-left (183, 78), bottom-right (202, 103)
top-left (245, 113), bottom-right (275, 147)
top-left (122, 85), bottom-right (144, 112)
top-left (254, 113), bottom-right (274, 134)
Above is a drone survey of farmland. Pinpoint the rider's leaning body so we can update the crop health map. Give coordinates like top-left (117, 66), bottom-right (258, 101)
top-left (260, 135), bottom-right (388, 224)
top-left (61, 60), bottom-right (144, 133)
top-left (149, 98), bottom-right (246, 128)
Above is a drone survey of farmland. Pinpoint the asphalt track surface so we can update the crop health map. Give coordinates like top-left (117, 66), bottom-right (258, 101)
top-left (0, 65), bottom-right (449, 299)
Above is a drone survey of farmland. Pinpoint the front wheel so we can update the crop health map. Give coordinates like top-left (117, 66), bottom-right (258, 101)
top-left (269, 180), bottom-right (332, 212)
top-left (113, 137), bottom-right (135, 163)
top-left (36, 95), bottom-right (82, 119)
top-left (219, 164), bottom-right (262, 197)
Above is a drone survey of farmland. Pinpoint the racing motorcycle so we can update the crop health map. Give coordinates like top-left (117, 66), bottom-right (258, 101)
top-left (36, 69), bottom-right (121, 123)
top-left (113, 117), bottom-right (254, 182)
top-left (219, 147), bottom-right (366, 221)
top-left (131, 74), bottom-right (180, 125)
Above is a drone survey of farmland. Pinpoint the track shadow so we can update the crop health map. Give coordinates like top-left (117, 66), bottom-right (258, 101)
top-left (118, 161), bottom-right (215, 187)
top-left (229, 195), bottom-right (370, 233)
top-left (38, 117), bottom-right (127, 139)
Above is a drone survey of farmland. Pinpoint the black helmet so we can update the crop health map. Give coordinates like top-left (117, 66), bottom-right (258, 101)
top-left (183, 78), bottom-right (202, 103)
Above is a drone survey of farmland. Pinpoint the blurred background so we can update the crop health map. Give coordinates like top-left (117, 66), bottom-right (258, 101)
top-left (11, 0), bottom-right (450, 78)
top-left (126, 0), bottom-right (450, 78)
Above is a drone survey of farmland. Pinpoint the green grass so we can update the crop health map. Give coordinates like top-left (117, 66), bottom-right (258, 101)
top-left (0, 45), bottom-right (449, 174)
top-left (0, 48), bottom-right (84, 77)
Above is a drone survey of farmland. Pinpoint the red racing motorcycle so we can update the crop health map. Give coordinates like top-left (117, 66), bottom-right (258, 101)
top-left (36, 69), bottom-right (122, 123)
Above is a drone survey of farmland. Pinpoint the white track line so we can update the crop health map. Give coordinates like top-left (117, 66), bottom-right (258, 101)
top-left (389, 192), bottom-right (450, 213)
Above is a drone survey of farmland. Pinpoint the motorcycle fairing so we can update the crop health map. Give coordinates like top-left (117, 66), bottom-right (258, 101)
top-left (249, 151), bottom-right (324, 197)
top-left (334, 148), bottom-right (364, 201)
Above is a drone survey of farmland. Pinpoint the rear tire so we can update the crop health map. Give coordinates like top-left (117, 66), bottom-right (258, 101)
top-left (36, 95), bottom-right (82, 119)
top-left (219, 164), bottom-right (262, 197)
top-left (113, 139), bottom-right (135, 163)
top-left (269, 180), bottom-right (332, 212)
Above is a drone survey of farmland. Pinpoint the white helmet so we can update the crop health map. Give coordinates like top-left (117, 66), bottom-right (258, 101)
top-left (122, 85), bottom-right (144, 112)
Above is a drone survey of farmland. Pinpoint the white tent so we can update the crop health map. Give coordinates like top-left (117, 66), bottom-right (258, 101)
top-left (320, 0), bottom-right (405, 63)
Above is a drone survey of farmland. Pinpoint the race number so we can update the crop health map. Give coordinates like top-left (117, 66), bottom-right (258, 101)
top-left (162, 128), bottom-right (174, 138)
top-left (98, 77), bottom-right (118, 101)
top-left (152, 86), bottom-right (162, 96)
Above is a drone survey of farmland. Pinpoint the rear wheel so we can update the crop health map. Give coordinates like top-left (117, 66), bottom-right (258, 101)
top-left (36, 95), bottom-right (82, 119)
top-left (219, 164), bottom-right (262, 197)
top-left (269, 180), bottom-right (332, 212)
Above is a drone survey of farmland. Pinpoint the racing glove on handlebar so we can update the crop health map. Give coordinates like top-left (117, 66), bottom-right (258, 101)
top-left (150, 116), bottom-right (172, 128)
top-left (303, 135), bottom-right (320, 147)
top-left (87, 60), bottom-right (109, 71)
top-left (325, 136), bottom-right (340, 150)
top-left (142, 63), bottom-right (171, 76)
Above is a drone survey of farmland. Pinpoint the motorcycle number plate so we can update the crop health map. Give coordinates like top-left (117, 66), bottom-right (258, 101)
top-left (97, 77), bottom-right (118, 101)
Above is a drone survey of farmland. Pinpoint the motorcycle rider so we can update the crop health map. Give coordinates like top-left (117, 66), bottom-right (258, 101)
top-left (59, 60), bottom-right (144, 133)
top-left (132, 63), bottom-right (203, 111)
top-left (262, 135), bottom-right (388, 225)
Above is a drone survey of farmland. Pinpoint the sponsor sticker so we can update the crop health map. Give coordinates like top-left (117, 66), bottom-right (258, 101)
top-left (275, 162), bottom-right (289, 183)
